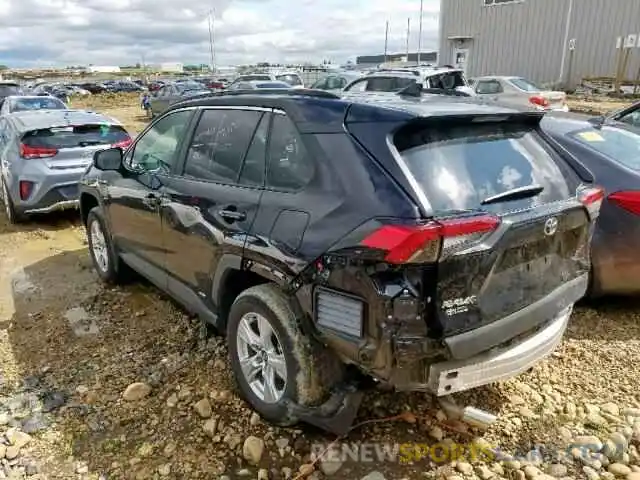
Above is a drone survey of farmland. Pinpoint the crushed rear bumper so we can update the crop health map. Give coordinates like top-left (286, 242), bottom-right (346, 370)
top-left (426, 305), bottom-right (572, 395)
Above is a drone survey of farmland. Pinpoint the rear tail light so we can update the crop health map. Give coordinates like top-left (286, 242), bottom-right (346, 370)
top-left (112, 138), bottom-right (132, 149)
top-left (577, 185), bottom-right (605, 220)
top-left (20, 143), bottom-right (58, 159)
top-left (19, 181), bottom-right (33, 200)
top-left (529, 96), bottom-right (550, 109)
top-left (608, 190), bottom-right (640, 216)
top-left (360, 214), bottom-right (500, 264)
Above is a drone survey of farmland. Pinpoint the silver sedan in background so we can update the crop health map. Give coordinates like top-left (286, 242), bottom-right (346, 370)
top-left (0, 110), bottom-right (132, 223)
top-left (469, 75), bottom-right (569, 112)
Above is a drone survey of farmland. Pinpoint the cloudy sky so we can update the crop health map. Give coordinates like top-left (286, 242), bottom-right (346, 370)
top-left (0, 0), bottom-right (440, 67)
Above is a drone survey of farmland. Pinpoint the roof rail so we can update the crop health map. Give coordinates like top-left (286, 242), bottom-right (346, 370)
top-left (187, 88), bottom-right (341, 100)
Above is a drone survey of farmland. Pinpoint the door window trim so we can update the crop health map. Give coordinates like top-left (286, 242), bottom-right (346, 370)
top-left (173, 105), bottom-right (273, 189)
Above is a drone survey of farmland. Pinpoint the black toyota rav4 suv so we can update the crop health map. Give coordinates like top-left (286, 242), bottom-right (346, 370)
top-left (79, 89), bottom-right (603, 433)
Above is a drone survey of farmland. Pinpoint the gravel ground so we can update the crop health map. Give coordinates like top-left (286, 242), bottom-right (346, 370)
top-left (0, 95), bottom-right (638, 479)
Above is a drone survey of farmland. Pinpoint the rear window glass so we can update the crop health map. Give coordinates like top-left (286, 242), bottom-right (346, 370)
top-left (239, 75), bottom-right (271, 82)
top-left (396, 123), bottom-right (571, 214)
top-left (22, 124), bottom-right (129, 149)
top-left (11, 97), bottom-right (66, 112)
top-left (276, 74), bottom-right (303, 86)
top-left (366, 77), bottom-right (416, 92)
top-left (569, 126), bottom-right (640, 170)
top-left (509, 77), bottom-right (543, 92)
top-left (256, 82), bottom-right (291, 89)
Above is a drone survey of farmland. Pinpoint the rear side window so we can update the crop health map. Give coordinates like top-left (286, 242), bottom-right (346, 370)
top-left (22, 124), bottom-right (129, 149)
top-left (569, 126), bottom-right (640, 170)
top-left (395, 123), bottom-right (572, 214)
top-left (266, 114), bottom-right (314, 191)
top-left (366, 77), bottom-right (415, 92)
top-left (184, 109), bottom-right (262, 184)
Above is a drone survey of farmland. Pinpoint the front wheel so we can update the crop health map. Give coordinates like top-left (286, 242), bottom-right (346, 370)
top-left (227, 284), bottom-right (341, 426)
top-left (86, 207), bottom-right (128, 284)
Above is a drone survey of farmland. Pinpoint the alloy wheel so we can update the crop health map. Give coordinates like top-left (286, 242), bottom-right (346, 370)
top-left (236, 312), bottom-right (288, 404)
top-left (90, 220), bottom-right (109, 273)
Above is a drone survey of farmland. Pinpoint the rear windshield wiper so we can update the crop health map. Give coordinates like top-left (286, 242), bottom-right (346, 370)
top-left (481, 185), bottom-right (544, 206)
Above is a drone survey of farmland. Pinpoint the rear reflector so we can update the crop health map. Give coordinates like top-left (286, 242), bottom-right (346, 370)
top-left (361, 215), bottom-right (500, 264)
top-left (19, 181), bottom-right (33, 200)
top-left (112, 138), bottom-right (132, 149)
top-left (577, 185), bottom-right (605, 219)
top-left (608, 190), bottom-right (640, 216)
top-left (20, 143), bottom-right (58, 159)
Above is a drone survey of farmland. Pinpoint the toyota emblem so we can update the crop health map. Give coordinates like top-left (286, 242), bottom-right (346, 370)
top-left (544, 217), bottom-right (559, 236)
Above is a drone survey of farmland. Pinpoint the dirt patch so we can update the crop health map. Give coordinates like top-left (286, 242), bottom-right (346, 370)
top-left (69, 93), bottom-right (149, 135)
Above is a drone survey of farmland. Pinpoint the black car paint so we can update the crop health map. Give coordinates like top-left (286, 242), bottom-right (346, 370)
top-left (80, 93), bottom-right (594, 403)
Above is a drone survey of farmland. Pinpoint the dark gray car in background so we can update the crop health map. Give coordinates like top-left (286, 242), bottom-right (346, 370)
top-left (542, 112), bottom-right (640, 296)
top-left (0, 110), bottom-right (132, 223)
top-left (149, 82), bottom-right (210, 117)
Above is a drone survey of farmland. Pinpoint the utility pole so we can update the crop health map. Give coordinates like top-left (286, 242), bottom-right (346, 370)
top-left (208, 9), bottom-right (216, 74)
top-left (417, 0), bottom-right (424, 65)
top-left (384, 21), bottom-right (389, 64)
top-left (406, 18), bottom-right (411, 60)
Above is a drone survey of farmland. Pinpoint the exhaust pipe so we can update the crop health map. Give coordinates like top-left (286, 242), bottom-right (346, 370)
top-left (438, 396), bottom-right (497, 430)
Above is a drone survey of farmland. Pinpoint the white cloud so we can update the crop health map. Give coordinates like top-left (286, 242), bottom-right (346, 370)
top-left (0, 0), bottom-right (441, 67)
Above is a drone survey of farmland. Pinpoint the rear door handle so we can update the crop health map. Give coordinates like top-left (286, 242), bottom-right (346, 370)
top-left (219, 209), bottom-right (246, 222)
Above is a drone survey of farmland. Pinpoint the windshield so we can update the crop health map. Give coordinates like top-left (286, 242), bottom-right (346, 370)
top-left (396, 123), bottom-right (571, 214)
top-left (509, 77), bottom-right (543, 92)
top-left (276, 74), bottom-right (303, 86)
top-left (10, 97), bottom-right (66, 112)
top-left (0, 85), bottom-right (22, 97)
top-left (22, 124), bottom-right (130, 149)
top-left (569, 126), bottom-right (640, 170)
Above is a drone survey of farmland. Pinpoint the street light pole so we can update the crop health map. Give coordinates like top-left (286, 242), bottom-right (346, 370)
top-left (417, 0), bottom-right (424, 65)
top-left (406, 18), bottom-right (411, 60)
top-left (384, 20), bottom-right (389, 64)
top-left (208, 9), bottom-right (216, 74)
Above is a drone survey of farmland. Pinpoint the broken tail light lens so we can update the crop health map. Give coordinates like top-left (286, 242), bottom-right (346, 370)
top-left (608, 190), bottom-right (640, 216)
top-left (360, 215), bottom-right (500, 264)
top-left (577, 185), bottom-right (605, 220)
top-left (20, 143), bottom-right (58, 159)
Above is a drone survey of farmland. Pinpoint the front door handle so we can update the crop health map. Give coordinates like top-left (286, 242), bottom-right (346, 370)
top-left (219, 209), bottom-right (246, 222)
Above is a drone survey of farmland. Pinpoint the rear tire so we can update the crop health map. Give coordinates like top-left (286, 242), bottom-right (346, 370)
top-left (1, 179), bottom-right (26, 225)
top-left (227, 284), bottom-right (341, 426)
top-left (86, 206), bottom-right (128, 284)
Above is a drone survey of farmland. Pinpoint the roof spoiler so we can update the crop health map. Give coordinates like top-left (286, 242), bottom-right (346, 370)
top-left (397, 83), bottom-right (473, 98)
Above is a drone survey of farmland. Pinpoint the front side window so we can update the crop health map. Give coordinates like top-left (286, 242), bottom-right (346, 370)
top-left (617, 109), bottom-right (640, 128)
top-left (183, 109), bottom-right (262, 184)
top-left (311, 78), bottom-right (328, 90)
top-left (266, 114), bottom-right (314, 191)
top-left (276, 74), bottom-right (303, 86)
top-left (129, 110), bottom-right (192, 173)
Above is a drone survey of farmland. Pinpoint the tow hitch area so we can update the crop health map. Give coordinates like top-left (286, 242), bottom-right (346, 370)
top-left (438, 395), bottom-right (497, 430)
top-left (285, 383), bottom-right (365, 436)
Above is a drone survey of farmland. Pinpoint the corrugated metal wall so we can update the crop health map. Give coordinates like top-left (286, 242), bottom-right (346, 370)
top-left (439, 0), bottom-right (640, 86)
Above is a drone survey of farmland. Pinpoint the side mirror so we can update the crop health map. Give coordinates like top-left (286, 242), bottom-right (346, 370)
top-left (588, 116), bottom-right (605, 127)
top-left (93, 148), bottom-right (123, 171)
